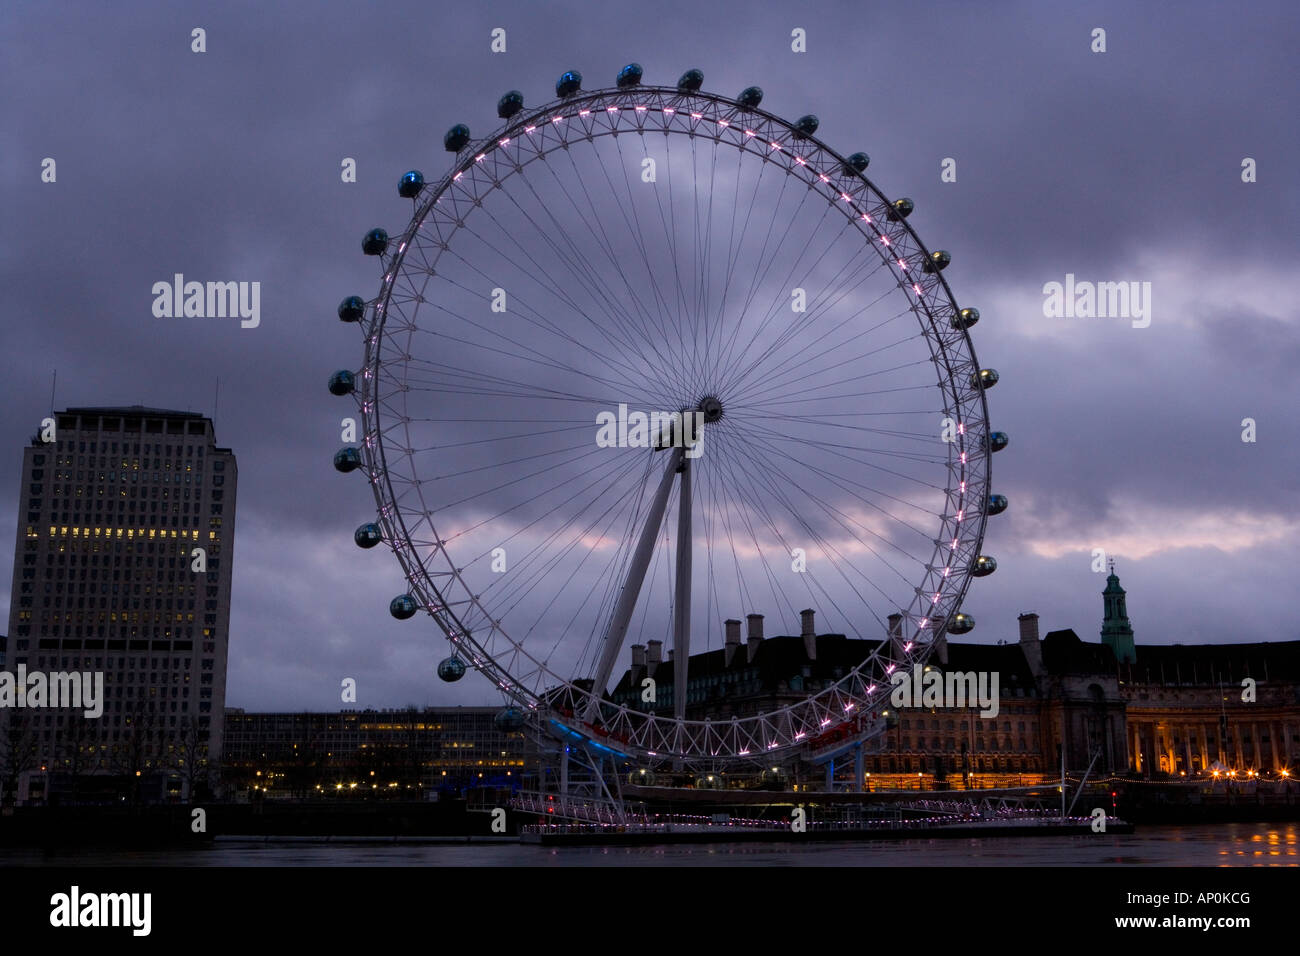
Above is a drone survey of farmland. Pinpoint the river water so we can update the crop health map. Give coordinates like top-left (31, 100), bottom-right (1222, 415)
top-left (1, 822), bottom-right (1296, 866)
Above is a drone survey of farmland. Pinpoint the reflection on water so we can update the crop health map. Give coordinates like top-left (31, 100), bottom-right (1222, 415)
top-left (1, 822), bottom-right (1296, 866)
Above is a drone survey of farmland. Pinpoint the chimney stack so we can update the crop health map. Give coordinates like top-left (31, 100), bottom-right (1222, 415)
top-left (631, 643), bottom-right (646, 685)
top-left (646, 639), bottom-right (663, 678)
top-left (1018, 612), bottom-right (1043, 678)
top-left (887, 612), bottom-right (906, 659)
top-left (724, 619), bottom-right (742, 666)
top-left (800, 608), bottom-right (817, 661)
top-left (746, 613), bottom-right (764, 662)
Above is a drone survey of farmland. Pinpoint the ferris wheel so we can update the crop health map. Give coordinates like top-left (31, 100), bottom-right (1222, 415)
top-left (331, 64), bottom-right (1007, 768)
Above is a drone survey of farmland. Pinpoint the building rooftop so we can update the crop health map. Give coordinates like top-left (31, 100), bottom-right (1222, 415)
top-left (63, 405), bottom-right (208, 420)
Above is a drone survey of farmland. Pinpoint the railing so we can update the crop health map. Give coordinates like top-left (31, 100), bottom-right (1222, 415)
top-left (519, 806), bottom-right (1098, 836)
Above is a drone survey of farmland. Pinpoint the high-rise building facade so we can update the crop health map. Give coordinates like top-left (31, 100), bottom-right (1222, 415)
top-left (4, 406), bottom-right (236, 803)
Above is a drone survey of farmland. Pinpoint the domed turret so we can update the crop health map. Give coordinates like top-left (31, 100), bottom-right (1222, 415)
top-left (361, 228), bottom-right (388, 256)
top-left (793, 114), bottom-right (819, 138)
top-left (887, 197), bottom-right (914, 221)
top-left (971, 368), bottom-right (999, 390)
top-left (616, 63), bottom-right (643, 88)
top-left (398, 170), bottom-right (424, 198)
top-left (354, 523), bottom-right (382, 549)
top-left (987, 493), bottom-right (1008, 515)
top-left (923, 250), bottom-right (951, 273)
top-left (338, 295), bottom-right (365, 323)
top-left (737, 86), bottom-right (763, 109)
top-left (972, 555), bottom-right (997, 577)
top-left (438, 656), bottom-right (467, 682)
top-left (988, 431), bottom-right (1009, 453)
top-left (677, 69), bottom-right (704, 92)
top-left (952, 307), bottom-right (979, 330)
top-left (555, 70), bottom-right (582, 97)
top-left (389, 594), bottom-right (418, 619)
top-left (333, 447), bottom-right (362, 473)
top-left (443, 124), bottom-right (471, 152)
top-left (327, 370), bottom-right (355, 396)
top-left (947, 612), bottom-right (975, 634)
top-left (843, 152), bottom-right (870, 175)
top-left (497, 90), bottom-right (524, 119)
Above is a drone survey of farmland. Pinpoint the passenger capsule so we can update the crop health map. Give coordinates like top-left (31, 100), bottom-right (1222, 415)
top-left (337, 295), bottom-right (366, 323)
top-left (793, 114), bottom-right (819, 138)
top-left (844, 152), bottom-right (870, 175)
top-left (972, 555), bottom-right (997, 577)
top-left (989, 431), bottom-right (1009, 453)
top-left (694, 774), bottom-right (725, 790)
top-left (354, 523), bottom-right (383, 548)
top-left (443, 124), bottom-right (471, 152)
top-left (398, 170), bottom-right (424, 198)
top-left (988, 493), bottom-right (1008, 515)
top-left (616, 63), bottom-right (643, 88)
top-left (923, 250), bottom-right (951, 273)
top-left (947, 612), bottom-right (976, 634)
top-left (497, 90), bottom-right (524, 119)
top-left (438, 656), bottom-right (467, 682)
top-left (629, 768), bottom-right (657, 786)
top-left (555, 70), bottom-right (582, 97)
top-left (361, 228), bottom-right (389, 256)
top-left (333, 447), bottom-right (362, 473)
top-left (971, 368), bottom-right (999, 390)
top-left (390, 594), bottom-right (418, 620)
top-left (494, 707), bottom-right (526, 732)
top-left (677, 69), bottom-right (704, 92)
top-left (887, 197), bottom-right (914, 221)
top-left (738, 86), bottom-right (763, 109)
top-left (327, 370), bottom-right (355, 396)
top-left (952, 306), bottom-right (979, 330)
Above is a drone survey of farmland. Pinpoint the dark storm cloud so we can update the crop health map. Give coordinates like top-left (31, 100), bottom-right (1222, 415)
top-left (2, 0), bottom-right (1297, 711)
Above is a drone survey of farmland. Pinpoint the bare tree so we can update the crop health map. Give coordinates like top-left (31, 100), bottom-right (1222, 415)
top-left (54, 713), bottom-right (98, 804)
top-left (400, 705), bottom-right (429, 796)
top-left (169, 714), bottom-right (212, 802)
top-left (0, 712), bottom-right (39, 807)
top-left (109, 705), bottom-right (161, 807)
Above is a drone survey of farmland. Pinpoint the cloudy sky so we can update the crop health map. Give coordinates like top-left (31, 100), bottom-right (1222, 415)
top-left (3, 0), bottom-right (1297, 713)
